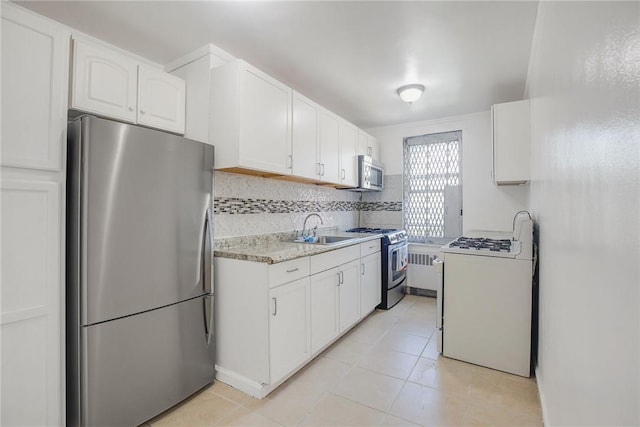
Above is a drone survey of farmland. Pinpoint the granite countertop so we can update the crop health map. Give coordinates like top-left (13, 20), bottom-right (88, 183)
top-left (214, 231), bottom-right (383, 264)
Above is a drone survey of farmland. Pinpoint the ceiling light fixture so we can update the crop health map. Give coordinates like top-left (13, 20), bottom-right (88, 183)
top-left (397, 84), bottom-right (425, 103)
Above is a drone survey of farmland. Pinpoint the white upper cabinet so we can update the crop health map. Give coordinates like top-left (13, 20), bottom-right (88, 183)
top-left (339, 119), bottom-right (358, 187)
top-left (210, 59), bottom-right (292, 175)
top-left (71, 38), bottom-right (186, 134)
top-left (318, 108), bottom-right (341, 185)
top-left (71, 39), bottom-right (138, 123)
top-left (137, 66), bottom-right (186, 134)
top-left (492, 99), bottom-right (530, 185)
top-left (357, 130), bottom-right (381, 161)
top-left (1, 5), bottom-right (68, 171)
top-left (291, 91), bottom-right (320, 180)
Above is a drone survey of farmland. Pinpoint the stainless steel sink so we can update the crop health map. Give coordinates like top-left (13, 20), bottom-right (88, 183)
top-left (293, 235), bottom-right (356, 245)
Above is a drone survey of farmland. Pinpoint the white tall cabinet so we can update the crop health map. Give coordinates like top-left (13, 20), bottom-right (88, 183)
top-left (1, 3), bottom-right (69, 426)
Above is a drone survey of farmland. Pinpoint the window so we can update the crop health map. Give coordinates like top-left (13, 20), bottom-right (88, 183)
top-left (403, 130), bottom-right (462, 244)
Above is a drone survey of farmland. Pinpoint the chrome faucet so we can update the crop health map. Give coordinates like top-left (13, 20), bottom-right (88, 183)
top-left (302, 213), bottom-right (324, 237)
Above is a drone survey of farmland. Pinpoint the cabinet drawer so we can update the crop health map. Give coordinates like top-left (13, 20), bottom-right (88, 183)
top-left (268, 257), bottom-right (309, 287)
top-left (310, 245), bottom-right (360, 275)
top-left (360, 239), bottom-right (381, 257)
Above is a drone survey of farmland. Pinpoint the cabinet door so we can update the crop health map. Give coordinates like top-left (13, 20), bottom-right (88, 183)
top-left (269, 277), bottom-right (311, 384)
top-left (137, 66), bottom-right (186, 134)
top-left (310, 267), bottom-right (340, 353)
top-left (1, 4), bottom-right (68, 171)
top-left (71, 39), bottom-right (138, 123)
top-left (360, 252), bottom-right (382, 316)
top-left (318, 109), bottom-right (341, 185)
top-left (368, 136), bottom-right (381, 161)
top-left (239, 63), bottom-right (292, 175)
top-left (492, 99), bottom-right (530, 185)
top-left (339, 259), bottom-right (361, 331)
top-left (1, 179), bottom-right (62, 427)
top-left (292, 91), bottom-right (320, 180)
top-left (357, 130), bottom-right (368, 157)
top-left (339, 119), bottom-right (358, 187)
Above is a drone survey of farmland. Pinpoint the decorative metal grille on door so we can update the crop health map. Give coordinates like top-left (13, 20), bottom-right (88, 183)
top-left (403, 131), bottom-right (462, 243)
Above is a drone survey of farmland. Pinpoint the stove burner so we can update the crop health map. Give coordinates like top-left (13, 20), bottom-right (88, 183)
top-left (449, 237), bottom-right (512, 252)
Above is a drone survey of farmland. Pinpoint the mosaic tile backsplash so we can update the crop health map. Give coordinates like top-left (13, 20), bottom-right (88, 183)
top-left (360, 174), bottom-right (403, 229)
top-left (213, 171), bottom-right (404, 238)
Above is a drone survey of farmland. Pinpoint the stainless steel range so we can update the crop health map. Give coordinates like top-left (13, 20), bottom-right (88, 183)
top-left (346, 227), bottom-right (408, 309)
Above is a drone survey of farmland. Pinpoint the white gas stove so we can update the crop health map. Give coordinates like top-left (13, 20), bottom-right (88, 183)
top-left (436, 212), bottom-right (535, 377)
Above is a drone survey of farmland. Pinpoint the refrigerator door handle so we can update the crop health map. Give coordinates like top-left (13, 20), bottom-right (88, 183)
top-left (204, 208), bottom-right (214, 294)
top-left (204, 208), bottom-right (215, 345)
top-left (204, 294), bottom-right (214, 345)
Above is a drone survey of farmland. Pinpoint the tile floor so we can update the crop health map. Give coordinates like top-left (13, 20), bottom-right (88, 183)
top-left (146, 295), bottom-right (543, 426)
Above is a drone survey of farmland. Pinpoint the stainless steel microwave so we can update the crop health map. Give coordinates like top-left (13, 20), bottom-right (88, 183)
top-left (356, 155), bottom-right (384, 191)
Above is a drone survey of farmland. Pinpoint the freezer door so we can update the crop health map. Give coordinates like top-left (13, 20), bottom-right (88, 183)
top-left (70, 116), bottom-right (214, 325)
top-left (77, 296), bottom-right (215, 427)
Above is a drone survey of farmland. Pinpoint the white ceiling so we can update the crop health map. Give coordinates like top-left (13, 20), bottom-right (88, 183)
top-left (16, 1), bottom-right (539, 129)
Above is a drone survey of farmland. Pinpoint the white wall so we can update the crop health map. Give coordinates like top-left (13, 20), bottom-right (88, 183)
top-left (528, 2), bottom-right (639, 425)
top-left (367, 111), bottom-right (529, 232)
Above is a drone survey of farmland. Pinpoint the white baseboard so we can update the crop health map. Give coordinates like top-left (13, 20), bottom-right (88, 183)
top-left (535, 365), bottom-right (550, 426)
top-left (215, 365), bottom-right (266, 398)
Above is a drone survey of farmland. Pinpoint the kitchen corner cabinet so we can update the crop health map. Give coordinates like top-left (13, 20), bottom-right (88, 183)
top-left (339, 120), bottom-right (359, 187)
top-left (492, 99), bottom-right (530, 185)
top-left (210, 59), bottom-right (293, 175)
top-left (358, 130), bottom-right (381, 161)
top-left (71, 38), bottom-right (186, 134)
top-left (1, 3), bottom-right (69, 425)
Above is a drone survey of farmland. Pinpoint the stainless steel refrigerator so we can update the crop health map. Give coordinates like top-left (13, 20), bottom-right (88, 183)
top-left (66, 116), bottom-right (215, 427)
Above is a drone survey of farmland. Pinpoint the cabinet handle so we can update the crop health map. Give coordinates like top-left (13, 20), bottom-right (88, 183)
top-left (340, 271), bottom-right (344, 284)
top-left (337, 272), bottom-right (341, 286)
top-left (272, 297), bottom-right (277, 316)
top-left (288, 155), bottom-right (293, 169)
top-left (321, 163), bottom-right (325, 176)
top-left (286, 267), bottom-right (299, 273)
top-left (140, 109), bottom-right (146, 115)
top-left (128, 106), bottom-right (134, 112)
top-left (361, 264), bottom-right (365, 275)
top-left (341, 169), bottom-right (345, 179)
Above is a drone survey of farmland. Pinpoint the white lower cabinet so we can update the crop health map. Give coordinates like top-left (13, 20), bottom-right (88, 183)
top-left (361, 252), bottom-right (382, 316)
top-left (269, 277), bottom-right (311, 383)
top-left (215, 239), bottom-right (381, 398)
top-left (310, 267), bottom-right (340, 353)
top-left (339, 259), bottom-right (361, 331)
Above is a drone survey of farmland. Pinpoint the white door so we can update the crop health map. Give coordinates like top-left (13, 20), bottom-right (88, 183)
top-left (360, 252), bottom-right (381, 316)
top-left (71, 38), bottom-right (138, 123)
top-left (269, 277), bottom-right (311, 383)
top-left (239, 64), bottom-right (292, 175)
top-left (339, 259), bottom-right (361, 332)
top-left (292, 91), bottom-right (320, 180)
top-left (318, 109), bottom-right (341, 185)
top-left (310, 267), bottom-right (340, 353)
top-left (339, 120), bottom-right (358, 187)
top-left (137, 66), bottom-right (186, 134)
